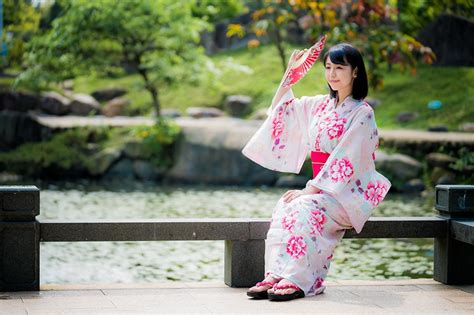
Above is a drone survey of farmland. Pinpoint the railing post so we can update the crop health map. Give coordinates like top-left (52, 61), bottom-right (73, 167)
top-left (0, 186), bottom-right (40, 291)
top-left (434, 184), bottom-right (474, 284)
top-left (224, 240), bottom-right (265, 287)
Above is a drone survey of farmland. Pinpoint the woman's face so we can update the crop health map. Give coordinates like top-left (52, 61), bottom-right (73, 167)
top-left (324, 57), bottom-right (356, 92)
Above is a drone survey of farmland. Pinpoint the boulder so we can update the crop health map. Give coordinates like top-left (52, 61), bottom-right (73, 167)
top-left (160, 108), bottom-right (181, 118)
top-left (103, 158), bottom-right (135, 179)
top-left (0, 111), bottom-right (47, 151)
top-left (165, 117), bottom-right (278, 185)
top-left (102, 97), bottom-right (130, 117)
top-left (0, 91), bottom-right (41, 112)
top-left (122, 140), bottom-right (152, 160)
top-left (40, 91), bottom-right (71, 115)
top-left (426, 152), bottom-right (456, 169)
top-left (224, 95), bottom-right (252, 117)
top-left (87, 147), bottom-right (122, 176)
top-left (133, 160), bottom-right (166, 181)
top-left (401, 178), bottom-right (425, 192)
top-left (396, 112), bottom-right (419, 123)
top-left (375, 150), bottom-right (422, 181)
top-left (91, 88), bottom-right (128, 101)
top-left (459, 122), bottom-right (474, 132)
top-left (275, 175), bottom-right (309, 188)
top-left (186, 107), bottom-right (225, 118)
top-left (69, 94), bottom-right (101, 116)
top-left (428, 125), bottom-right (448, 132)
top-left (430, 167), bottom-right (456, 185)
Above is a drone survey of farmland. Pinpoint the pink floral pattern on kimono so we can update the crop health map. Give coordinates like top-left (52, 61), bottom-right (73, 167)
top-left (364, 180), bottom-right (389, 206)
top-left (328, 158), bottom-right (354, 183)
top-left (313, 277), bottom-right (324, 289)
top-left (281, 209), bottom-right (299, 233)
top-left (286, 235), bottom-right (307, 259)
top-left (309, 208), bottom-right (327, 236)
top-left (318, 111), bottom-right (347, 140)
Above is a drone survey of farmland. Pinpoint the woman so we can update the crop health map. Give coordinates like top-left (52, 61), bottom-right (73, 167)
top-left (242, 42), bottom-right (391, 301)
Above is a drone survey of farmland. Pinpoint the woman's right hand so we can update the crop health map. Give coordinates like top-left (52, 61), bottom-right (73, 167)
top-left (287, 49), bottom-right (309, 68)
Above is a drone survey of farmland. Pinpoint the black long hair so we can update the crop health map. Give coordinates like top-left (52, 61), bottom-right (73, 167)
top-left (323, 43), bottom-right (368, 101)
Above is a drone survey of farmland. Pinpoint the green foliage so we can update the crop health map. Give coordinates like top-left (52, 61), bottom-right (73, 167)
top-left (0, 118), bottom-right (181, 178)
top-left (0, 128), bottom-right (102, 177)
top-left (15, 0), bottom-right (215, 114)
top-left (399, 0), bottom-right (474, 36)
top-left (191, 0), bottom-right (245, 23)
top-left (127, 118), bottom-right (181, 167)
top-left (1, 0), bottom-right (41, 69)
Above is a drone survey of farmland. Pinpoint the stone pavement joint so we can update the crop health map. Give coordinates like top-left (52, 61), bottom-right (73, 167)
top-left (0, 279), bottom-right (473, 314)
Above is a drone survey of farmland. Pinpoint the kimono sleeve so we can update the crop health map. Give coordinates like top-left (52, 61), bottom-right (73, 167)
top-left (307, 106), bottom-right (392, 233)
top-left (241, 89), bottom-right (324, 174)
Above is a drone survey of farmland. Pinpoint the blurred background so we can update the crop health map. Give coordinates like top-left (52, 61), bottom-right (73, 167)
top-left (0, 0), bottom-right (472, 285)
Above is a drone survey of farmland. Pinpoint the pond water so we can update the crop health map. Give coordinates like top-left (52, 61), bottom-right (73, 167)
top-left (11, 180), bottom-right (438, 285)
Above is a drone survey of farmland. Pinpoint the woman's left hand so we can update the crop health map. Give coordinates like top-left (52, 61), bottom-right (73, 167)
top-left (282, 186), bottom-right (321, 203)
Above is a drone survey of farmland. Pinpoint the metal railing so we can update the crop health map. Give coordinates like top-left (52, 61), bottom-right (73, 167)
top-left (0, 184), bottom-right (472, 291)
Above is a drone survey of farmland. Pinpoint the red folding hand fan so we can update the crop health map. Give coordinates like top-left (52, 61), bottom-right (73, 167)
top-left (282, 35), bottom-right (327, 88)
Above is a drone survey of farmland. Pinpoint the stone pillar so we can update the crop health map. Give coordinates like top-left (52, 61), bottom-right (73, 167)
top-left (224, 240), bottom-right (265, 287)
top-left (0, 186), bottom-right (40, 291)
top-left (434, 184), bottom-right (474, 284)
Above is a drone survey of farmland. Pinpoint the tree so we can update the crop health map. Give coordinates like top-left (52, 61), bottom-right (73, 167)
top-left (16, 0), bottom-right (212, 116)
top-left (1, 0), bottom-right (41, 70)
top-left (229, 0), bottom-right (436, 90)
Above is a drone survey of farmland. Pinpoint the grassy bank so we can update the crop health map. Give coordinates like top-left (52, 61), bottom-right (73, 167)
top-left (5, 44), bottom-right (474, 130)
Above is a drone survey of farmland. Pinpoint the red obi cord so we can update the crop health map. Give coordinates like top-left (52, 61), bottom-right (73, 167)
top-left (310, 151), bottom-right (330, 179)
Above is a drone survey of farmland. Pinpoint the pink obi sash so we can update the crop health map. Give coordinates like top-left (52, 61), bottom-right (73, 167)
top-left (310, 151), bottom-right (330, 179)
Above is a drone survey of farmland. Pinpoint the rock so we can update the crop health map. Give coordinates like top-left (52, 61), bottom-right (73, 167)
top-left (88, 147), bottom-right (122, 176)
top-left (428, 125), bottom-right (448, 132)
top-left (224, 95), bottom-right (252, 117)
top-left (375, 151), bottom-right (422, 181)
top-left (165, 117), bottom-right (278, 185)
top-left (426, 152), bottom-right (456, 168)
top-left (0, 111), bottom-right (47, 151)
top-left (91, 88), bottom-right (128, 101)
top-left (160, 108), bottom-right (181, 118)
top-left (40, 91), bottom-right (71, 115)
top-left (275, 175), bottom-right (308, 188)
top-left (69, 94), bottom-right (101, 116)
top-left (249, 108), bottom-right (268, 120)
top-left (459, 122), bottom-right (474, 132)
top-left (401, 178), bottom-right (425, 192)
top-left (396, 112), bottom-right (419, 123)
top-left (186, 107), bottom-right (225, 118)
top-left (365, 97), bottom-right (381, 109)
top-left (133, 160), bottom-right (166, 181)
top-left (430, 167), bottom-right (456, 185)
top-left (0, 91), bottom-right (41, 112)
top-left (122, 140), bottom-right (152, 160)
top-left (102, 97), bottom-right (130, 117)
top-left (103, 158), bottom-right (135, 179)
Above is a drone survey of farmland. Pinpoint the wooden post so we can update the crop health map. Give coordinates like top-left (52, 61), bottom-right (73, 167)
top-left (0, 186), bottom-right (40, 291)
top-left (434, 185), bottom-right (474, 284)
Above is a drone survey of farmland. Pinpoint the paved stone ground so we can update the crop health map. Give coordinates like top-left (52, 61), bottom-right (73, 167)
top-left (34, 115), bottom-right (474, 145)
top-left (1, 279), bottom-right (473, 314)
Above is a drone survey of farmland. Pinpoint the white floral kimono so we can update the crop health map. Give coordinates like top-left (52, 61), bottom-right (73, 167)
top-left (241, 88), bottom-right (391, 296)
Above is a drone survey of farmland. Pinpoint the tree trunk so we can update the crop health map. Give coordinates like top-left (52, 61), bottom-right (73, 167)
top-left (273, 25), bottom-right (287, 73)
top-left (137, 67), bottom-right (161, 116)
